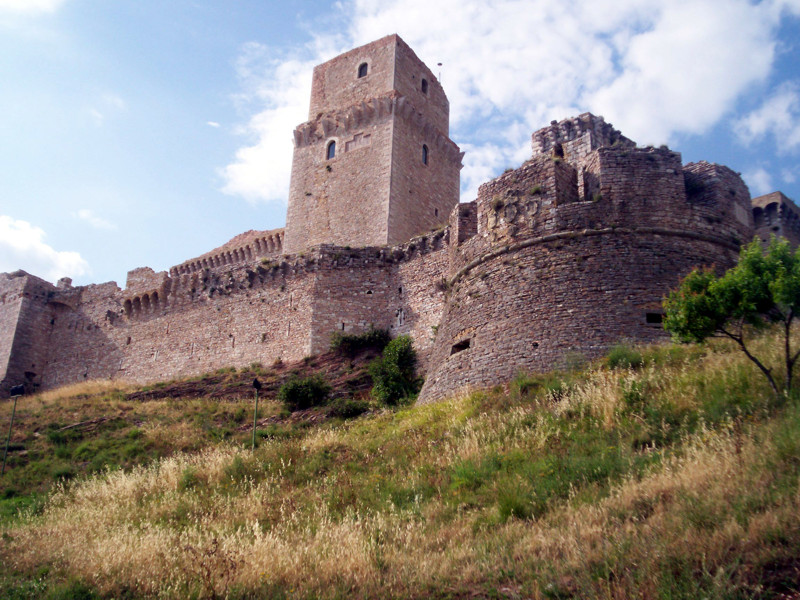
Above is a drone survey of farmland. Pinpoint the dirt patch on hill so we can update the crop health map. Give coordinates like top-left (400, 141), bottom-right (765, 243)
top-left (125, 348), bottom-right (381, 402)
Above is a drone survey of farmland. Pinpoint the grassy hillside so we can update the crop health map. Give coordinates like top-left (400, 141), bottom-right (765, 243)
top-left (1, 332), bottom-right (799, 599)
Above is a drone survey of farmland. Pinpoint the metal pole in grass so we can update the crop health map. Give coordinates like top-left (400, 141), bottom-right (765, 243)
top-left (251, 378), bottom-right (262, 451)
top-left (2, 384), bottom-right (25, 476)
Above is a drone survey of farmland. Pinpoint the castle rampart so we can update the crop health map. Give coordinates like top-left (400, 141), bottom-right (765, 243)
top-left (2, 37), bottom-right (796, 402)
top-left (417, 116), bottom-right (753, 403)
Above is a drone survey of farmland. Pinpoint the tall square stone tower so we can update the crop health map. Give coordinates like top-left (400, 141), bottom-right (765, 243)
top-left (283, 34), bottom-right (463, 254)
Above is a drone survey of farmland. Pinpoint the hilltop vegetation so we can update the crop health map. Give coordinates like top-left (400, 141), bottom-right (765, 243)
top-left (1, 331), bottom-right (800, 599)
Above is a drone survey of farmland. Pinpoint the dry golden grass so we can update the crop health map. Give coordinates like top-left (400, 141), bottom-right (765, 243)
top-left (2, 332), bottom-right (799, 598)
top-left (33, 379), bottom-right (136, 405)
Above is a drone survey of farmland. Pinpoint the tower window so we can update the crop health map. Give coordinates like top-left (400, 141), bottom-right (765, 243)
top-left (357, 62), bottom-right (368, 78)
top-left (422, 144), bottom-right (429, 165)
top-left (421, 78), bottom-right (428, 94)
top-left (326, 141), bottom-right (336, 160)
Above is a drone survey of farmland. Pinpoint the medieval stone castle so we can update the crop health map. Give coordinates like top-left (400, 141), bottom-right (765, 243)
top-left (2, 35), bottom-right (798, 402)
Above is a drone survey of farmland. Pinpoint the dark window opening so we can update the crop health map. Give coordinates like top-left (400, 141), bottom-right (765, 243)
top-left (326, 141), bottom-right (336, 160)
top-left (357, 62), bottom-right (368, 78)
top-left (434, 208), bottom-right (439, 217)
top-left (646, 312), bottom-right (663, 324)
top-left (422, 144), bottom-right (428, 165)
top-left (126, 336), bottom-right (132, 345)
top-left (341, 322), bottom-right (345, 331)
top-left (421, 78), bottom-right (428, 94)
top-left (398, 286), bottom-right (402, 294)
top-left (450, 338), bottom-right (471, 355)
top-left (366, 290), bottom-right (373, 295)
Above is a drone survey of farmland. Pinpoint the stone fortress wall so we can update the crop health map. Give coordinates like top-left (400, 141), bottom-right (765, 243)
top-left (418, 115), bottom-right (754, 402)
top-left (1, 35), bottom-right (796, 400)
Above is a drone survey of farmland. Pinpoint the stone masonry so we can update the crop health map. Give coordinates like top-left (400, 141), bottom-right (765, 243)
top-left (1, 35), bottom-right (797, 401)
top-left (284, 35), bottom-right (463, 253)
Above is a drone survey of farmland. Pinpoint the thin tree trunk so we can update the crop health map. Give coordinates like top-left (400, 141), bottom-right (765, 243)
top-left (720, 328), bottom-right (781, 398)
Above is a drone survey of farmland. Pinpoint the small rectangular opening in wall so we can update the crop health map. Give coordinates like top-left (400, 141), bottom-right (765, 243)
top-left (645, 312), bottom-right (663, 324)
top-left (450, 338), bottom-right (471, 355)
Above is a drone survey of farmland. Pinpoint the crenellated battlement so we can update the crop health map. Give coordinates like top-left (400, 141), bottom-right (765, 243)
top-left (170, 228), bottom-right (285, 277)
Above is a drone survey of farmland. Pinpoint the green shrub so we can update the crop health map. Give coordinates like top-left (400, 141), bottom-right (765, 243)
top-left (277, 375), bottom-right (331, 411)
top-left (328, 397), bottom-right (370, 419)
top-left (369, 335), bottom-right (420, 405)
top-left (330, 328), bottom-right (390, 355)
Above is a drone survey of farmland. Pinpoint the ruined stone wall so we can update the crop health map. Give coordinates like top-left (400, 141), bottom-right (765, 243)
top-left (308, 35), bottom-right (399, 121)
top-left (0, 273), bottom-right (68, 396)
top-left (531, 113), bottom-right (635, 165)
top-left (392, 37), bottom-right (449, 135)
top-left (419, 233), bottom-right (736, 403)
top-left (285, 110), bottom-right (395, 253)
top-left (301, 231), bottom-right (449, 369)
top-left (20, 229), bottom-right (450, 394)
top-left (0, 273), bottom-right (36, 395)
top-left (394, 232), bottom-right (449, 370)
top-left (418, 141), bottom-right (751, 403)
top-left (678, 161), bottom-right (753, 246)
top-left (387, 110), bottom-right (460, 246)
top-left (37, 261), bottom-right (319, 390)
top-left (42, 282), bottom-right (124, 388)
top-left (752, 192), bottom-right (800, 247)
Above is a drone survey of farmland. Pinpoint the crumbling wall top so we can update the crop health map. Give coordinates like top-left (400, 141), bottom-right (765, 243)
top-left (531, 113), bottom-right (635, 162)
top-left (752, 191), bottom-right (794, 210)
top-left (125, 267), bottom-right (169, 297)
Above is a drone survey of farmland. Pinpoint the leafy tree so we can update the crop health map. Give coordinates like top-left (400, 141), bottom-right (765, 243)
top-left (369, 335), bottom-right (420, 405)
top-left (663, 237), bottom-right (800, 397)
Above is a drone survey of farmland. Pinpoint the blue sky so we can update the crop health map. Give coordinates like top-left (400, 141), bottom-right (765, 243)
top-left (1, 0), bottom-right (799, 287)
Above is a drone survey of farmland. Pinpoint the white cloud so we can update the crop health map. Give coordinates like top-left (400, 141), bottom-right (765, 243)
top-left (88, 92), bottom-right (126, 127)
top-left (221, 0), bottom-right (792, 204)
top-left (220, 42), bottom-right (319, 204)
top-left (207, 121), bottom-right (220, 128)
top-left (0, 0), bottom-right (66, 13)
top-left (0, 215), bottom-right (90, 282)
top-left (734, 83), bottom-right (800, 151)
top-left (743, 167), bottom-right (775, 196)
top-left (73, 209), bottom-right (116, 231)
top-left (588, 1), bottom-right (774, 144)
